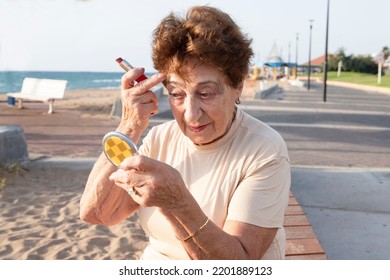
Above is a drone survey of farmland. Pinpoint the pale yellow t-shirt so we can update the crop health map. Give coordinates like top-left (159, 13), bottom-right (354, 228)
top-left (138, 108), bottom-right (291, 259)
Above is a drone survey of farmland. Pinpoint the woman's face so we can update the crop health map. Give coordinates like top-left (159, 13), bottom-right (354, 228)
top-left (165, 60), bottom-right (242, 145)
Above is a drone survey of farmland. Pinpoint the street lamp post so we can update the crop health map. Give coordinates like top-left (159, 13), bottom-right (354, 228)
top-left (295, 33), bottom-right (299, 78)
top-left (308, 19), bottom-right (314, 90)
top-left (323, 0), bottom-right (330, 102)
top-left (288, 42), bottom-right (291, 79)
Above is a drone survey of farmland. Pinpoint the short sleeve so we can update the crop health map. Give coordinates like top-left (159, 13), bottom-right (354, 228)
top-left (138, 128), bottom-right (152, 157)
top-left (226, 156), bottom-right (290, 228)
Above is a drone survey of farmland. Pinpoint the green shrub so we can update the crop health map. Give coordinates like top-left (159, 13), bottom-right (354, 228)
top-left (0, 162), bottom-right (21, 197)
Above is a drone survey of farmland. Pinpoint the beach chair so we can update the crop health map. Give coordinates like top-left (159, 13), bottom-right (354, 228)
top-left (7, 77), bottom-right (67, 114)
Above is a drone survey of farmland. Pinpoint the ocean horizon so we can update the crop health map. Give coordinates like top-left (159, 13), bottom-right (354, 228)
top-left (0, 71), bottom-right (156, 94)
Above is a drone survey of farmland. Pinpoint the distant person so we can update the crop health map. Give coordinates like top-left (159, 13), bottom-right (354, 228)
top-left (80, 6), bottom-right (290, 260)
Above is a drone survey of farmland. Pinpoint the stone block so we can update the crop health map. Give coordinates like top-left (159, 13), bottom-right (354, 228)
top-left (0, 125), bottom-right (29, 164)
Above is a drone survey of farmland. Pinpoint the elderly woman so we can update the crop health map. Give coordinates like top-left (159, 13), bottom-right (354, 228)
top-left (80, 6), bottom-right (290, 260)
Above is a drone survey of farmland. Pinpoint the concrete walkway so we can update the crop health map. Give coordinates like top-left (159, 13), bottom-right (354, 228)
top-left (292, 166), bottom-right (390, 259)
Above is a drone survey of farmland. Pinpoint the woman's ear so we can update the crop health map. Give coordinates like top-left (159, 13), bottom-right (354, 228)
top-left (237, 80), bottom-right (245, 97)
top-left (234, 80), bottom-right (245, 105)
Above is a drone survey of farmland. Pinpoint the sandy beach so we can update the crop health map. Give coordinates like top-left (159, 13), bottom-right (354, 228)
top-left (0, 164), bottom-right (148, 260)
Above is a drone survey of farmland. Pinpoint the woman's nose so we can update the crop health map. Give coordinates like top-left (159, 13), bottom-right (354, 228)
top-left (183, 95), bottom-right (202, 123)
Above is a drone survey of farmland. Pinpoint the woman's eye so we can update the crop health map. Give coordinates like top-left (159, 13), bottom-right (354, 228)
top-left (198, 92), bottom-right (217, 100)
top-left (169, 92), bottom-right (185, 100)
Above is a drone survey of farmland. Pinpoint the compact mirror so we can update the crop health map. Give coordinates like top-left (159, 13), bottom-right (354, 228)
top-left (102, 131), bottom-right (138, 167)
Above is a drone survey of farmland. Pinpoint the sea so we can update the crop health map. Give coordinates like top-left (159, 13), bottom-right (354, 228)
top-left (0, 71), bottom-right (155, 94)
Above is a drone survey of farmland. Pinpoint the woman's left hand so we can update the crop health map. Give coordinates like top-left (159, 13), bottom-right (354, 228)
top-left (109, 155), bottom-right (189, 211)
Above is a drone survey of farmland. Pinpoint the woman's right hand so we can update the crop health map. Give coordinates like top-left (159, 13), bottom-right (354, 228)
top-left (118, 68), bottom-right (166, 137)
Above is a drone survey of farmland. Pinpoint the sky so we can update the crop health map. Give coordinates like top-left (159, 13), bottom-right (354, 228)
top-left (0, 0), bottom-right (389, 72)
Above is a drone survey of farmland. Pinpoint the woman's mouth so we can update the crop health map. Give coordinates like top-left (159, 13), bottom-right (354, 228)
top-left (187, 124), bottom-right (209, 132)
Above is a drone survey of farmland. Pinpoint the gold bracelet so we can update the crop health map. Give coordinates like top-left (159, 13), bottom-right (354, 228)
top-left (177, 217), bottom-right (210, 242)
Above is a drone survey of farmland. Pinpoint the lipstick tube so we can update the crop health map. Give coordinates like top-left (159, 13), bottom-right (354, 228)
top-left (116, 57), bottom-right (148, 83)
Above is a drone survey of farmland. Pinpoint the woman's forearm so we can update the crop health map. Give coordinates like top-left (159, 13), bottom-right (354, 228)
top-left (80, 153), bottom-right (139, 226)
top-left (160, 199), bottom-right (252, 260)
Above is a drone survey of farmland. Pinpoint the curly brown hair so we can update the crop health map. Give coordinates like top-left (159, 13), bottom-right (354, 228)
top-left (152, 6), bottom-right (253, 89)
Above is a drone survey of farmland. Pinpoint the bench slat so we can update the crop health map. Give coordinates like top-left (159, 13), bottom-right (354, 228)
top-left (7, 93), bottom-right (52, 102)
top-left (285, 225), bottom-right (317, 239)
top-left (20, 78), bottom-right (67, 99)
top-left (284, 215), bottom-right (311, 227)
top-left (285, 253), bottom-right (327, 260)
top-left (289, 196), bottom-right (299, 205)
top-left (286, 238), bottom-right (325, 256)
top-left (285, 204), bottom-right (305, 215)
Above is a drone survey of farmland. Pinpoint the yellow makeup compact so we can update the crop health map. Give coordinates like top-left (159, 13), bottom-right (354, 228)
top-left (102, 131), bottom-right (138, 167)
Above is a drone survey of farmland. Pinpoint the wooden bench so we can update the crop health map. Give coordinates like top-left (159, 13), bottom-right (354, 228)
top-left (7, 77), bottom-right (67, 114)
top-left (284, 192), bottom-right (327, 259)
